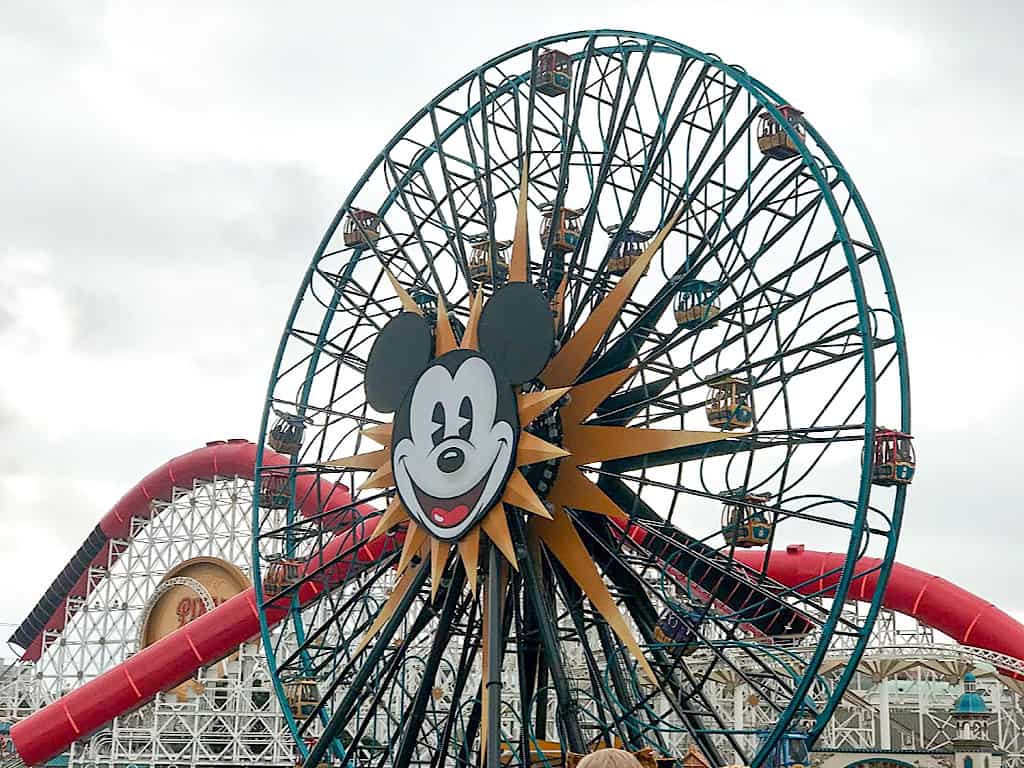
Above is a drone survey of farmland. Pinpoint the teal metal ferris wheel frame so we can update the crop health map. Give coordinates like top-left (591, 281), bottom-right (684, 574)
top-left (252, 29), bottom-right (911, 767)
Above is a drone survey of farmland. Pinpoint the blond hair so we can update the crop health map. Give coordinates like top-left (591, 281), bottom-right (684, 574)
top-left (577, 749), bottom-right (644, 768)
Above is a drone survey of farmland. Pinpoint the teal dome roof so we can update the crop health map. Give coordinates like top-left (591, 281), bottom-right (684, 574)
top-left (955, 673), bottom-right (989, 714)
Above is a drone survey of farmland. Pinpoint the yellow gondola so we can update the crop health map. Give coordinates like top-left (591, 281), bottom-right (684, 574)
top-left (674, 280), bottom-right (721, 329)
top-left (540, 206), bottom-right (583, 253)
top-left (283, 679), bottom-right (319, 720)
top-left (468, 238), bottom-right (510, 285)
top-left (705, 377), bottom-right (753, 430)
top-left (721, 493), bottom-right (772, 548)
top-left (606, 226), bottom-right (654, 276)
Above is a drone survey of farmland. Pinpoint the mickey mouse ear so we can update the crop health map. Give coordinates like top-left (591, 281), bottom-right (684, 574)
top-left (478, 282), bottom-right (554, 384)
top-left (365, 312), bottom-right (433, 413)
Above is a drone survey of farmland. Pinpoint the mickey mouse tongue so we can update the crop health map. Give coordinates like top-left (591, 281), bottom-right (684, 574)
top-left (413, 473), bottom-right (490, 529)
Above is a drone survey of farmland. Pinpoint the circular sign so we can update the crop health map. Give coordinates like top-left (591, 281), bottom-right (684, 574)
top-left (138, 557), bottom-right (250, 699)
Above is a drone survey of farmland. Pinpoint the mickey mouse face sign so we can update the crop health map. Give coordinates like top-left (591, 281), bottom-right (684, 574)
top-left (364, 283), bottom-right (554, 542)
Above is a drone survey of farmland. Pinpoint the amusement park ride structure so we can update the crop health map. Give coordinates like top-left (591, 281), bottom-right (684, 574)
top-left (0, 444), bottom-right (1021, 768)
top-left (0, 27), bottom-right (955, 768)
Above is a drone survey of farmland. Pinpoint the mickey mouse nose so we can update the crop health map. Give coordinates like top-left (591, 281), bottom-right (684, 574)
top-left (437, 446), bottom-right (465, 473)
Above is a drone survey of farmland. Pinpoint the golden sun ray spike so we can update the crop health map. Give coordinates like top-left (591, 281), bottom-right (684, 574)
top-left (541, 202), bottom-right (687, 388)
top-left (508, 162), bottom-right (531, 283)
top-left (383, 266), bottom-right (422, 315)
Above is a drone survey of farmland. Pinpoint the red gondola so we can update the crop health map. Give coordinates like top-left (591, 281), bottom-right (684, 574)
top-left (342, 209), bottom-right (381, 248)
top-left (757, 105), bottom-right (805, 160)
top-left (872, 428), bottom-right (916, 486)
top-left (259, 470), bottom-right (290, 510)
top-left (533, 48), bottom-right (572, 97)
top-left (264, 558), bottom-right (304, 597)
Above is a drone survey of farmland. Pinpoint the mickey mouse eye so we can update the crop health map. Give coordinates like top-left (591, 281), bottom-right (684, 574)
top-left (431, 402), bottom-right (445, 447)
top-left (458, 396), bottom-right (473, 441)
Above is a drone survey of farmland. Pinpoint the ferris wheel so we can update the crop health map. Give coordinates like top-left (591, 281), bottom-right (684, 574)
top-left (252, 30), bottom-right (913, 768)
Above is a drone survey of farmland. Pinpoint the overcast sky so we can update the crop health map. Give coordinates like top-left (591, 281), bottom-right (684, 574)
top-left (1, 1), bottom-right (1021, 644)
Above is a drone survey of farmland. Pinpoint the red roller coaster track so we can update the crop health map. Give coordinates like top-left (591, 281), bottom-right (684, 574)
top-left (8, 442), bottom-right (1024, 765)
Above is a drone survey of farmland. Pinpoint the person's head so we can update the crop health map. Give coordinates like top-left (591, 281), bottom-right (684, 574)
top-left (577, 749), bottom-right (644, 768)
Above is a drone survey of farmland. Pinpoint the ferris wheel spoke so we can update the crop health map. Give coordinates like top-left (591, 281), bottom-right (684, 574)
top-left (507, 512), bottom-right (587, 752)
top-left (391, 150), bottom-right (475, 293)
top-left (590, 465), bottom-right (883, 541)
top-left (302, 563), bottom-right (430, 767)
top-left (546, 556), bottom-right (638, 749)
top-left (471, 70), bottom-right (506, 286)
top-left (536, 36), bottom-right (622, 288)
top-left (596, 426), bottom-right (863, 473)
top-left (637, 201), bottom-right (837, 379)
top-left (427, 109), bottom-right (474, 285)
top-left (560, 41), bottom-right (654, 276)
top-left (627, 242), bottom-right (860, 402)
top-left (591, 480), bottom-right (819, 634)
top-left (429, 605), bottom-right (481, 768)
top-left (581, 154), bottom-right (792, 383)
top-left (610, 511), bottom-right (865, 637)
top-left (381, 158), bottom-right (456, 304)
top-left (273, 553), bottom-right (399, 676)
top-left (775, 353), bottom-right (900, 497)
top-left (566, 54), bottom-right (701, 284)
top-left (538, 36), bottom-right (597, 283)
top-left (392, 566), bottom-right (468, 765)
top-left (582, 519), bottom-right (735, 763)
top-left (634, 344), bottom-right (874, 436)
top-left (566, 84), bottom-right (753, 334)
top-left (605, 322), bottom-right (868, 429)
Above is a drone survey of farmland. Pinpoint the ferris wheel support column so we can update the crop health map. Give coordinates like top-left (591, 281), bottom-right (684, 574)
top-left (510, 514), bottom-right (586, 753)
top-left (485, 543), bottom-right (503, 768)
top-left (878, 675), bottom-right (892, 750)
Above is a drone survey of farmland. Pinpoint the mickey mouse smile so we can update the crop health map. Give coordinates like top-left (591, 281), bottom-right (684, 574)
top-left (402, 436), bottom-right (509, 529)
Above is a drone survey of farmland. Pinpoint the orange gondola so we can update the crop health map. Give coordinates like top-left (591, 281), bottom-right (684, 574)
top-left (264, 558), bottom-right (304, 597)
